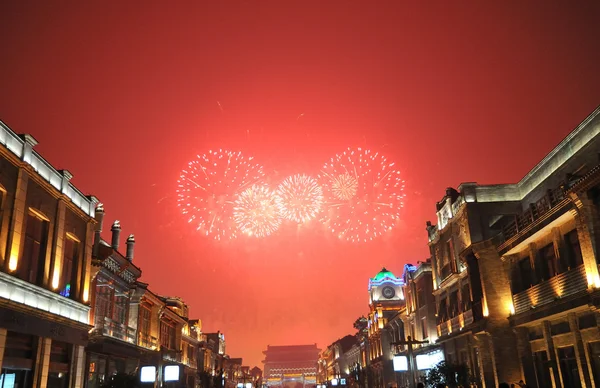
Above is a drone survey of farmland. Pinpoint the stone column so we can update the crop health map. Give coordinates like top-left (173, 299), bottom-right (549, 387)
top-left (0, 328), bottom-right (7, 371)
top-left (4, 167), bottom-right (29, 273)
top-left (474, 333), bottom-right (496, 388)
top-left (81, 220), bottom-right (95, 304)
top-left (48, 199), bottom-right (66, 290)
top-left (472, 240), bottom-right (522, 384)
top-left (514, 327), bottom-right (536, 385)
top-left (542, 321), bottom-right (561, 388)
top-left (570, 193), bottom-right (600, 288)
top-left (567, 313), bottom-right (592, 387)
top-left (33, 337), bottom-right (52, 388)
top-left (70, 345), bottom-right (86, 388)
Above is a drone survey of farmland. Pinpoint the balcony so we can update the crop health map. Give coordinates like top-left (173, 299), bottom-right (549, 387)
top-left (436, 308), bottom-right (474, 338)
top-left (95, 317), bottom-right (136, 344)
top-left (500, 185), bottom-right (568, 245)
top-left (0, 271), bottom-right (89, 324)
top-left (512, 265), bottom-right (587, 315)
top-left (138, 332), bottom-right (158, 349)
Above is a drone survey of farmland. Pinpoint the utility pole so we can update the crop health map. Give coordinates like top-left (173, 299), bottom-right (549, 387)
top-left (390, 336), bottom-right (429, 388)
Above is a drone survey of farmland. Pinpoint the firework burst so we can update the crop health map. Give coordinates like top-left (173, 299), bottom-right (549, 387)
top-left (176, 150), bottom-right (264, 240)
top-left (234, 184), bottom-right (283, 238)
top-left (319, 147), bottom-right (405, 242)
top-left (276, 174), bottom-right (323, 223)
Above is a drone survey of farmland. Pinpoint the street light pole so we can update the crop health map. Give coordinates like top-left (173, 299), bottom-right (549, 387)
top-left (390, 336), bottom-right (428, 388)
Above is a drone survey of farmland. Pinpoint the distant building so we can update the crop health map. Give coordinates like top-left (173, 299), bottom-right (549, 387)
top-left (366, 268), bottom-right (405, 388)
top-left (263, 344), bottom-right (320, 388)
top-left (393, 261), bottom-right (441, 387)
top-left (0, 121), bottom-right (98, 388)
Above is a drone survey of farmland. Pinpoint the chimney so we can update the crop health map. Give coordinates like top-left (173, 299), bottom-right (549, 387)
top-left (126, 234), bottom-right (135, 262)
top-left (111, 221), bottom-right (121, 250)
top-left (92, 203), bottom-right (105, 258)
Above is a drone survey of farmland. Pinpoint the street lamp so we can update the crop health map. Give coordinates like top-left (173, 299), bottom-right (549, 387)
top-left (390, 336), bottom-right (428, 388)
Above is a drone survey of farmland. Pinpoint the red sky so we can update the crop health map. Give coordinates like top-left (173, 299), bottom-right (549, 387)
top-left (1, 1), bottom-right (599, 368)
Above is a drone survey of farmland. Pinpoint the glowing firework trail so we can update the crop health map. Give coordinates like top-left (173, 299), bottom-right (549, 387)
top-left (276, 174), bottom-right (323, 223)
top-left (233, 184), bottom-right (283, 238)
top-left (319, 147), bottom-right (405, 243)
top-left (176, 150), bottom-right (264, 241)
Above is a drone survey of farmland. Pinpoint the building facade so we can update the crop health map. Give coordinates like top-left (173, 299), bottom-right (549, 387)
top-left (366, 268), bottom-right (405, 388)
top-left (86, 210), bottom-right (143, 388)
top-left (427, 106), bottom-right (600, 387)
top-left (263, 344), bottom-right (320, 388)
top-left (0, 121), bottom-right (98, 388)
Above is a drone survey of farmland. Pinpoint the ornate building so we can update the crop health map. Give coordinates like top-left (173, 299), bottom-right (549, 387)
top-left (0, 121), bottom-right (97, 388)
top-left (86, 210), bottom-right (142, 387)
top-left (427, 106), bottom-right (600, 387)
top-left (393, 262), bottom-right (442, 387)
top-left (366, 268), bottom-right (405, 388)
top-left (263, 344), bottom-right (320, 388)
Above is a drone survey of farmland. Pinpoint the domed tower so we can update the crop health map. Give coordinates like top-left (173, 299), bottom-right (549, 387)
top-left (369, 267), bottom-right (404, 305)
top-left (366, 268), bottom-right (406, 388)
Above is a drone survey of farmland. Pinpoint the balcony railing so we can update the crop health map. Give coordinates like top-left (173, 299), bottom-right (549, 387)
top-left (436, 308), bottom-right (474, 338)
top-left (138, 332), bottom-right (158, 349)
top-left (501, 185), bottom-right (567, 243)
top-left (512, 265), bottom-right (587, 315)
top-left (94, 317), bottom-right (136, 343)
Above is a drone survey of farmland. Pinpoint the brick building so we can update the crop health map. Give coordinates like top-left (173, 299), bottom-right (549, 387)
top-left (427, 106), bottom-right (600, 387)
top-left (0, 121), bottom-right (97, 388)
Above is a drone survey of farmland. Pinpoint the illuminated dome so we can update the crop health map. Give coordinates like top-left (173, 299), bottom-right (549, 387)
top-left (372, 267), bottom-right (396, 281)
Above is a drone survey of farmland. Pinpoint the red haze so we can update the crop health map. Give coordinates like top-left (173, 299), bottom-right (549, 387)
top-left (1, 1), bottom-right (600, 367)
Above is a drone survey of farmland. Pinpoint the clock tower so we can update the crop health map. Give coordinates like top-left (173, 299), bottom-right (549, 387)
top-left (369, 267), bottom-right (404, 305)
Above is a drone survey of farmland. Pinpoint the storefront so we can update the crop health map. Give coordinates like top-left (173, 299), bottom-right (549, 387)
top-left (0, 305), bottom-right (90, 388)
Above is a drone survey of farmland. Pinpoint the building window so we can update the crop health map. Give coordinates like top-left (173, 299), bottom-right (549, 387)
top-left (461, 283), bottom-right (471, 311)
top-left (421, 318), bottom-right (428, 340)
top-left (517, 257), bottom-right (533, 292)
top-left (589, 341), bottom-right (600, 387)
top-left (533, 351), bottom-right (552, 388)
top-left (539, 243), bottom-right (557, 281)
top-left (60, 234), bottom-right (79, 298)
top-left (448, 290), bottom-right (459, 318)
top-left (447, 240), bottom-right (456, 271)
top-left (438, 298), bottom-right (448, 323)
top-left (416, 287), bottom-right (424, 309)
top-left (565, 230), bottom-right (584, 269)
top-left (139, 306), bottom-right (152, 346)
top-left (160, 321), bottom-right (176, 350)
top-left (18, 210), bottom-right (49, 284)
top-left (558, 347), bottom-right (582, 388)
top-left (112, 290), bottom-right (129, 325)
top-left (48, 340), bottom-right (71, 388)
top-left (94, 283), bottom-right (112, 325)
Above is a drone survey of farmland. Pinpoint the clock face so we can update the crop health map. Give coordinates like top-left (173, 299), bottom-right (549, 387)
top-left (382, 286), bottom-right (395, 299)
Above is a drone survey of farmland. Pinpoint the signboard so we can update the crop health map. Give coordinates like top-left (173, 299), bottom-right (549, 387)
top-left (331, 378), bottom-right (338, 386)
top-left (140, 366), bottom-right (156, 383)
top-left (416, 350), bottom-right (444, 371)
top-left (164, 365), bottom-right (180, 382)
top-left (393, 355), bottom-right (408, 371)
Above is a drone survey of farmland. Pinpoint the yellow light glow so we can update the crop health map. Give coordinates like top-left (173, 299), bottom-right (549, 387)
top-left (459, 313), bottom-right (464, 328)
top-left (8, 253), bottom-right (18, 271)
top-left (447, 320), bottom-right (452, 334)
top-left (482, 297), bottom-right (489, 317)
top-left (552, 279), bottom-right (563, 297)
top-left (83, 289), bottom-right (89, 303)
top-left (508, 301), bottom-right (515, 316)
top-left (52, 269), bottom-right (60, 289)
